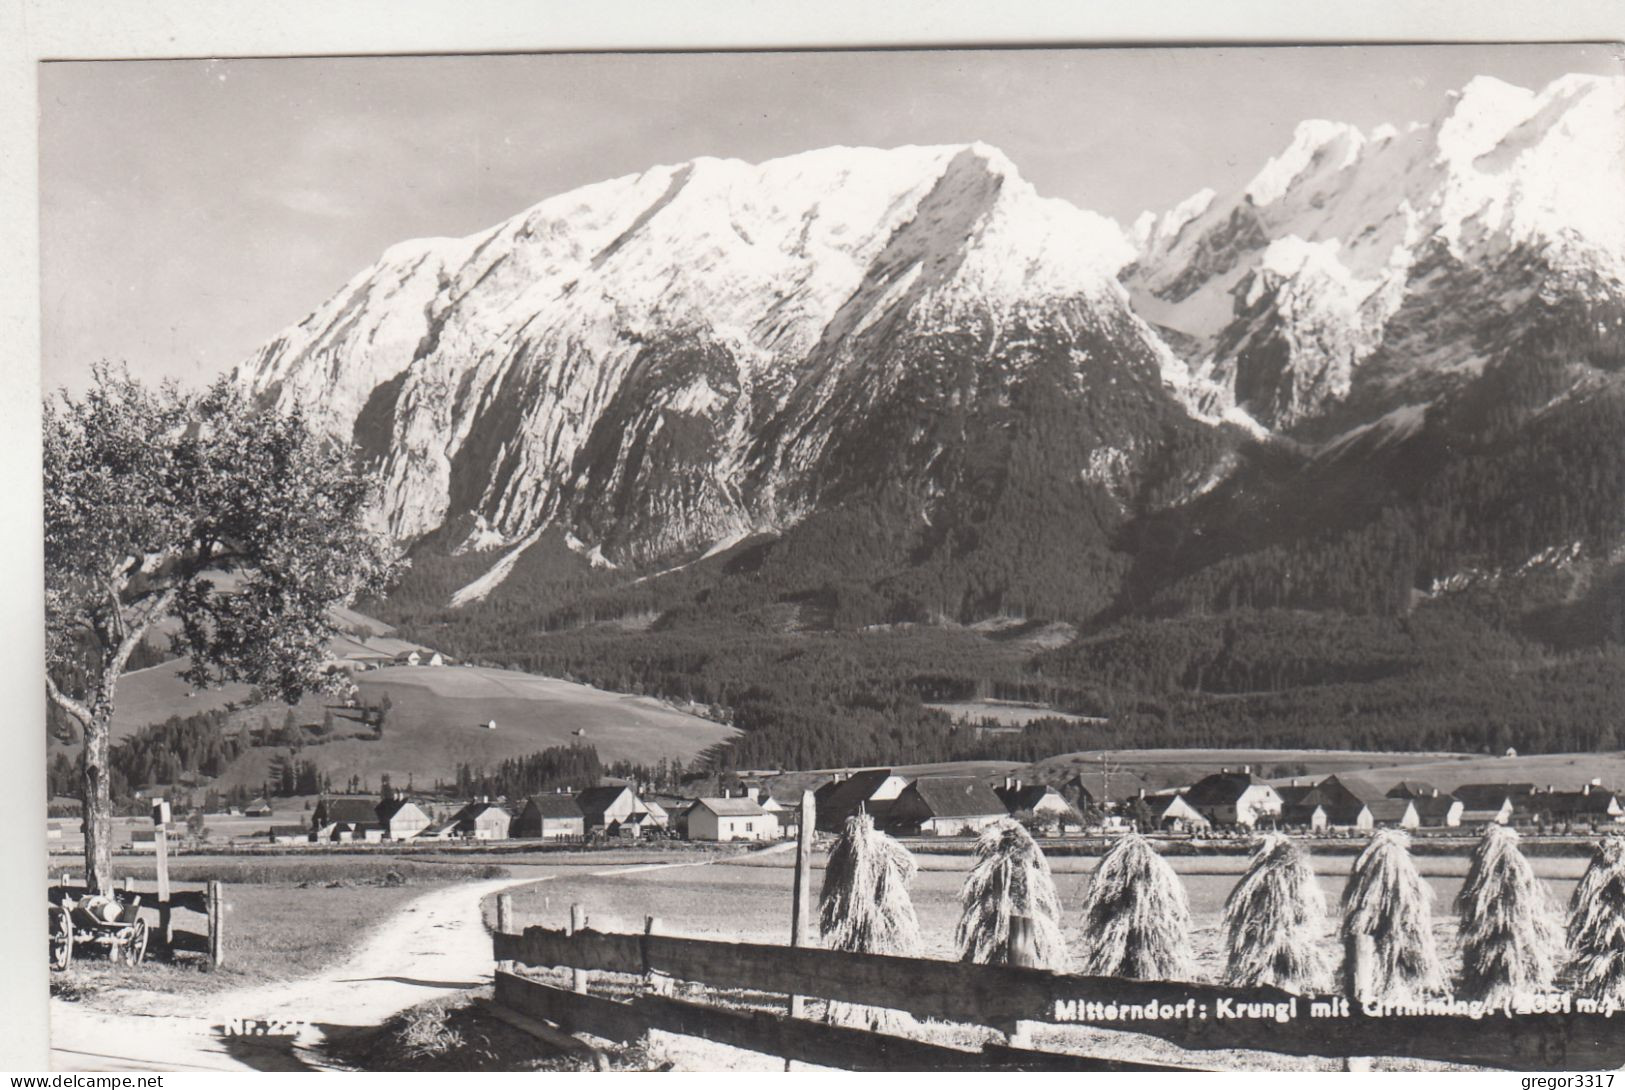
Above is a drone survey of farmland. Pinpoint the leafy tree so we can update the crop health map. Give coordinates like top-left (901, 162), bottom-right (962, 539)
top-left (44, 366), bottom-right (396, 891)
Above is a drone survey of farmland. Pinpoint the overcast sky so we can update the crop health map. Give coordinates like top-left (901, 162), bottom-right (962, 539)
top-left (38, 44), bottom-right (1619, 394)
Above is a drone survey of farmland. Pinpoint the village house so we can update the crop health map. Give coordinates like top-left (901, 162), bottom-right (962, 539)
top-left (513, 794), bottom-right (586, 839)
top-left (641, 798), bottom-right (671, 831)
top-left (1367, 798), bottom-right (1421, 829)
top-left (686, 797), bottom-right (778, 842)
top-left (814, 769), bottom-right (912, 831)
top-left (1528, 784), bottom-right (1624, 828)
top-left (1124, 790), bottom-right (1211, 833)
top-left (1387, 783), bottom-right (1463, 827)
top-left (887, 777), bottom-right (1007, 837)
top-left (1060, 775), bottom-right (1097, 817)
top-left (1453, 784), bottom-right (1524, 825)
top-left (1275, 783), bottom-right (1329, 831)
top-left (244, 797), bottom-right (273, 817)
top-left (1183, 769), bottom-right (1283, 827)
top-left (576, 785), bottom-right (650, 838)
top-left (449, 800), bottom-right (512, 839)
top-left (376, 798), bottom-right (432, 840)
top-left (267, 825), bottom-right (309, 845)
top-left (312, 797), bottom-right (387, 842)
top-left (994, 778), bottom-right (1079, 829)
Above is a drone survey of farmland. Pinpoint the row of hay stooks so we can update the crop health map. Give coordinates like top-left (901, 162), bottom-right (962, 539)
top-left (821, 814), bottom-right (1625, 1011)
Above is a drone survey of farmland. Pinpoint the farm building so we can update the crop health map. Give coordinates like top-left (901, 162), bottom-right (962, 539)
top-left (1387, 784), bottom-right (1464, 827)
top-left (1367, 798), bottom-right (1420, 828)
top-left (514, 794), bottom-right (586, 839)
top-left (417, 817), bottom-right (460, 840)
top-left (449, 800), bottom-right (512, 839)
top-left (1060, 775), bottom-right (1096, 814)
top-left (1275, 783), bottom-right (1329, 831)
top-left (312, 797), bottom-right (385, 841)
top-left (641, 798), bottom-right (670, 830)
top-left (1528, 786), bottom-right (1624, 827)
top-left (814, 769), bottom-right (912, 831)
top-left (576, 785), bottom-right (651, 837)
top-left (376, 798), bottom-right (431, 840)
top-left (686, 797), bottom-right (778, 842)
top-left (994, 779), bottom-right (1079, 827)
top-left (1123, 790), bottom-right (1211, 833)
top-left (887, 777), bottom-right (1007, 837)
top-left (267, 825), bottom-right (309, 844)
top-left (244, 797), bottom-right (273, 817)
top-left (1183, 769), bottom-right (1283, 827)
top-left (1453, 784), bottom-right (1524, 825)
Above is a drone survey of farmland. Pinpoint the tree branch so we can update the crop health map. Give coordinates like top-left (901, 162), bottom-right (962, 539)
top-left (44, 673), bottom-right (94, 729)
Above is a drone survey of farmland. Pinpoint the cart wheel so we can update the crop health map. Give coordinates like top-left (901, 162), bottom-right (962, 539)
top-left (128, 919), bottom-right (149, 966)
top-left (49, 911), bottom-right (73, 971)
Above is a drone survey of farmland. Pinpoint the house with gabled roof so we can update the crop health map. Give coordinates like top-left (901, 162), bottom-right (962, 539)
top-left (687, 797), bottom-right (778, 842)
top-left (1124, 790), bottom-right (1210, 833)
top-left (576, 784), bottom-right (649, 837)
top-left (887, 777), bottom-right (1006, 837)
top-left (994, 779), bottom-right (1079, 828)
top-left (312, 796), bottom-right (386, 841)
top-left (1454, 784), bottom-right (1523, 825)
top-left (1183, 769), bottom-right (1282, 827)
top-left (816, 769), bottom-right (912, 831)
top-left (1276, 783), bottom-right (1329, 831)
top-left (514, 793), bottom-right (585, 839)
top-left (1366, 798), bottom-right (1420, 829)
top-left (449, 800), bottom-right (511, 840)
top-left (1529, 786), bottom-right (1624, 827)
top-left (376, 798), bottom-right (431, 840)
top-left (1408, 792), bottom-right (1464, 827)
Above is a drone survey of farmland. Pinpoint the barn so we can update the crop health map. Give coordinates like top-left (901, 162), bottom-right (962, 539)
top-left (887, 777), bottom-right (1007, 837)
top-left (514, 794), bottom-right (586, 839)
top-left (576, 785), bottom-right (649, 838)
top-left (376, 798), bottom-right (432, 840)
top-left (450, 800), bottom-right (512, 840)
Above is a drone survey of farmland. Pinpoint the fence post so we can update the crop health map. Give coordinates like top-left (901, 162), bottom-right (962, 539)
top-left (155, 824), bottom-right (172, 950)
top-left (207, 881), bottom-right (225, 968)
top-left (496, 893), bottom-right (514, 973)
top-left (644, 916), bottom-right (671, 996)
top-left (1342, 932), bottom-right (1373, 1071)
top-left (788, 790), bottom-right (816, 1020)
top-left (1001, 914), bottom-right (1039, 1049)
top-left (570, 903), bottom-right (588, 994)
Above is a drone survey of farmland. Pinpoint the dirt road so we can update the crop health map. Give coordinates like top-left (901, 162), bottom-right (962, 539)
top-left (49, 857), bottom-right (728, 1072)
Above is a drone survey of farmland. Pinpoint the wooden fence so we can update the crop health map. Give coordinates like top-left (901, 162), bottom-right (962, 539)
top-left (52, 875), bottom-right (225, 966)
top-left (490, 916), bottom-right (1625, 1071)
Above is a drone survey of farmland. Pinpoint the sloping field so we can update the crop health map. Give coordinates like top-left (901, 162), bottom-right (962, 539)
top-left (90, 661), bottom-right (737, 789)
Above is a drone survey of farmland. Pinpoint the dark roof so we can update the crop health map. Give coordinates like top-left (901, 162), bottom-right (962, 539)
top-left (1184, 772), bottom-right (1272, 808)
top-left (525, 794), bottom-right (583, 819)
top-left (452, 801), bottom-right (509, 823)
top-left (1386, 781), bottom-right (1441, 799)
top-left (1314, 775), bottom-right (1383, 806)
top-left (1455, 784), bottom-right (1524, 810)
top-left (268, 825), bottom-right (308, 837)
top-left (318, 798), bottom-right (381, 825)
top-left (822, 769), bottom-right (902, 818)
top-left (1411, 794), bottom-right (1461, 819)
top-left (995, 784), bottom-right (1071, 814)
top-left (376, 798), bottom-right (423, 822)
top-left (903, 777), bottom-right (1006, 819)
top-left (576, 785), bottom-right (636, 815)
top-left (1367, 798), bottom-right (1416, 823)
top-left (1535, 790), bottom-right (1620, 817)
top-left (1275, 784), bottom-right (1317, 807)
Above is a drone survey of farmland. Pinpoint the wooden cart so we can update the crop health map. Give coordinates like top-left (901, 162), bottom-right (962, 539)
top-left (52, 894), bottom-right (149, 968)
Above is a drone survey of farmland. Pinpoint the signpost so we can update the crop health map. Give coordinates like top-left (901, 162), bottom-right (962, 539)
top-left (151, 798), bottom-right (172, 947)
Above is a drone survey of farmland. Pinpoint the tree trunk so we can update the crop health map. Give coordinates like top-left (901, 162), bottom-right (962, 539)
top-left (81, 709), bottom-right (115, 894)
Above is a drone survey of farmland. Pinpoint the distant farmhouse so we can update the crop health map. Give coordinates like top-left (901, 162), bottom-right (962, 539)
top-left (312, 797), bottom-right (387, 842)
top-left (1183, 769), bottom-right (1283, 828)
top-left (687, 797), bottom-right (778, 842)
top-left (514, 794), bottom-right (585, 839)
top-left (888, 777), bottom-right (1007, 837)
top-left (449, 800), bottom-right (511, 840)
top-left (577, 784), bottom-right (650, 838)
top-left (994, 778), bottom-right (1079, 829)
top-left (377, 798), bottom-right (432, 840)
top-left (1125, 790), bottom-right (1210, 833)
top-left (815, 769), bottom-right (911, 831)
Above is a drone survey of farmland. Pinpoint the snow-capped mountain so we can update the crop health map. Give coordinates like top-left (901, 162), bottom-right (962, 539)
top-left (240, 73), bottom-right (1625, 610)
top-left (241, 141), bottom-right (1213, 595)
top-left (1128, 73), bottom-right (1625, 427)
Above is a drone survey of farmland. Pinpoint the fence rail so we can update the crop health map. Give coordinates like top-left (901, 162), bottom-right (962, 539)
top-left (493, 922), bottom-right (1625, 1071)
